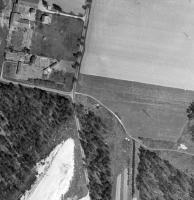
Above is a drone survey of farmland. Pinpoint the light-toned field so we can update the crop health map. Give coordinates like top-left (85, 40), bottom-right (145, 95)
top-left (46, 0), bottom-right (85, 15)
top-left (81, 0), bottom-right (194, 90)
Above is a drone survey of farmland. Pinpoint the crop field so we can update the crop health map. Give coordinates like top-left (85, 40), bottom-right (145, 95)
top-left (31, 11), bottom-right (83, 61)
top-left (46, 0), bottom-right (85, 15)
top-left (78, 74), bottom-right (194, 142)
top-left (81, 0), bottom-right (194, 90)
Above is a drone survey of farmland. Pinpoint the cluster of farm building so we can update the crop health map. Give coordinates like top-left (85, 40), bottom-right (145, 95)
top-left (0, 0), bottom-right (85, 91)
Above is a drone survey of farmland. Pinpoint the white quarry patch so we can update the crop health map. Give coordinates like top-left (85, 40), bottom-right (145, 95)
top-left (178, 143), bottom-right (188, 150)
top-left (20, 138), bottom-right (75, 200)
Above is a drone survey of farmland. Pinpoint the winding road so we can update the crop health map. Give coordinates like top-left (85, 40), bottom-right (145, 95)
top-left (75, 92), bottom-right (194, 157)
top-left (37, 0), bottom-right (85, 21)
top-left (1, 70), bottom-right (193, 157)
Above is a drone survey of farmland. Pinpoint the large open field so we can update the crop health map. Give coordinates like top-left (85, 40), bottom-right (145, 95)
top-left (81, 0), bottom-right (194, 90)
top-left (78, 74), bottom-right (194, 142)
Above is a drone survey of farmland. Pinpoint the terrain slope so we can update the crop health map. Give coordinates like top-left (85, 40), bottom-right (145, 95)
top-left (0, 82), bottom-right (75, 200)
top-left (137, 147), bottom-right (194, 200)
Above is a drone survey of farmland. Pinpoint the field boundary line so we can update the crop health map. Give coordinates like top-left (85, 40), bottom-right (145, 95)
top-left (75, 91), bottom-right (194, 157)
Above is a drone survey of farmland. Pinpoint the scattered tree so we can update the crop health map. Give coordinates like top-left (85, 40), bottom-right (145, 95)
top-left (52, 4), bottom-right (62, 12)
top-left (187, 102), bottom-right (194, 120)
top-left (42, 0), bottom-right (48, 9)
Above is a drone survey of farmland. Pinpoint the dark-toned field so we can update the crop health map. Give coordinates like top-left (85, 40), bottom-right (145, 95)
top-left (31, 11), bottom-right (83, 61)
top-left (78, 74), bottom-right (194, 142)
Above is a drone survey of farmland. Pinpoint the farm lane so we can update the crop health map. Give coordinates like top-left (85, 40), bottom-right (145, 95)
top-left (76, 91), bottom-right (194, 157)
top-left (0, 75), bottom-right (73, 98)
top-left (0, 74), bottom-right (193, 157)
top-left (38, 0), bottom-right (85, 21)
top-left (72, 5), bottom-right (92, 101)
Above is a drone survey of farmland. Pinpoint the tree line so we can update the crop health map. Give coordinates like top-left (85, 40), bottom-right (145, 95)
top-left (0, 83), bottom-right (73, 200)
top-left (76, 104), bottom-right (112, 200)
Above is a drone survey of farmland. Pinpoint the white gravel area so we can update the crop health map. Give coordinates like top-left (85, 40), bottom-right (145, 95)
top-left (21, 138), bottom-right (75, 200)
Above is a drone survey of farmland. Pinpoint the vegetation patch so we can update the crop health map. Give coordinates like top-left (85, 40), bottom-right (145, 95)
top-left (175, 102), bottom-right (194, 154)
top-left (136, 147), bottom-right (194, 200)
top-left (76, 104), bottom-right (112, 200)
top-left (76, 94), bottom-right (132, 199)
top-left (0, 82), bottom-right (75, 200)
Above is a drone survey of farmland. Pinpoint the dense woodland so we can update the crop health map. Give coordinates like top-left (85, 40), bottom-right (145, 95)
top-left (76, 104), bottom-right (112, 200)
top-left (0, 83), bottom-right (74, 200)
top-left (136, 147), bottom-right (194, 200)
